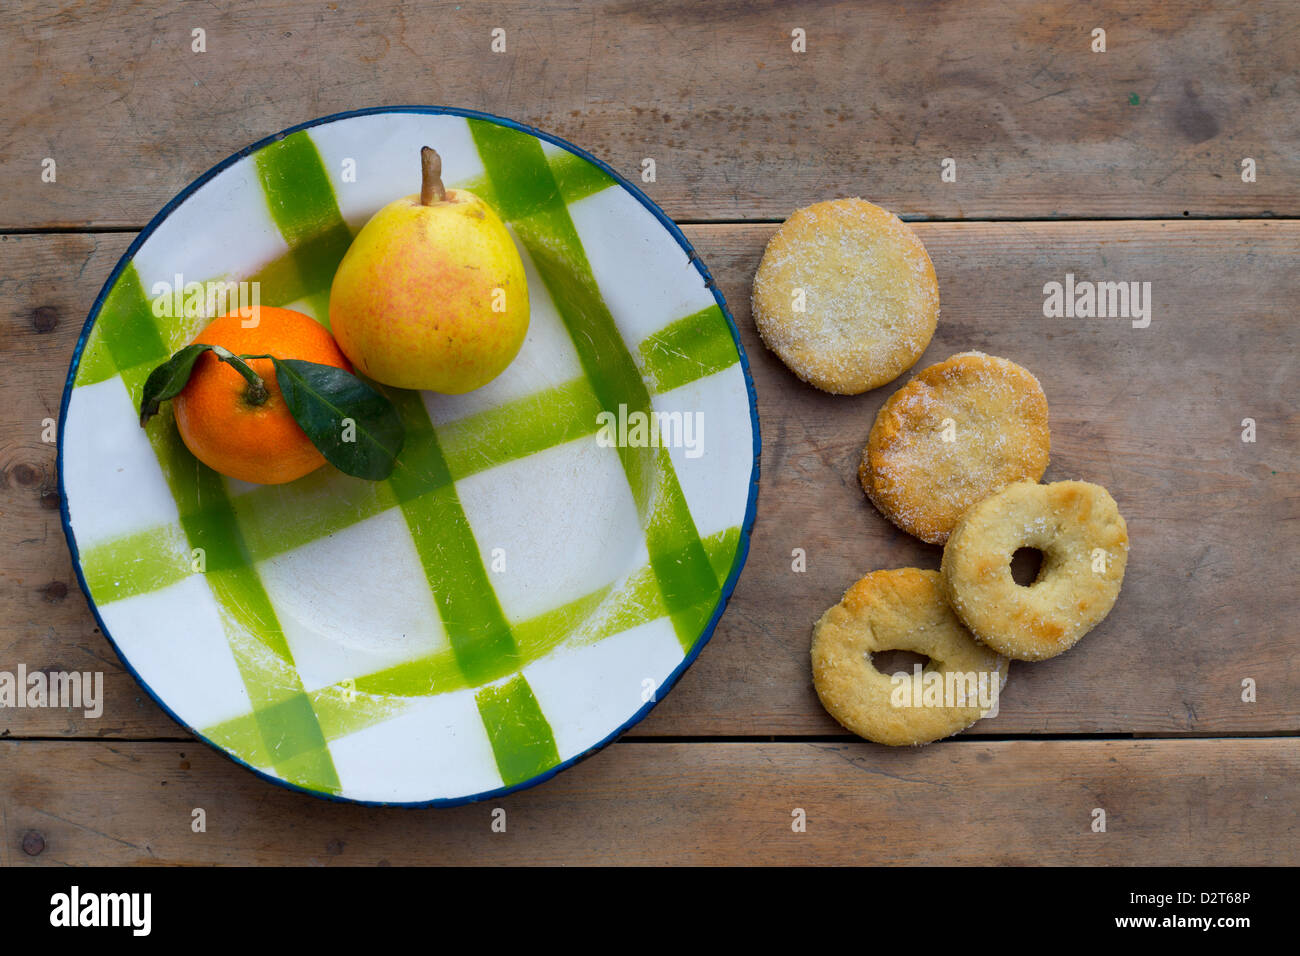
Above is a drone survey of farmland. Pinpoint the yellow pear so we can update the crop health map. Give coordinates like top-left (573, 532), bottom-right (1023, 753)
top-left (329, 147), bottom-right (529, 393)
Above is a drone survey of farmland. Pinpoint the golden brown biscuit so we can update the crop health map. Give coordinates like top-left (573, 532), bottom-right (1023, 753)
top-left (941, 481), bottom-right (1129, 661)
top-left (751, 198), bottom-right (938, 394)
top-left (811, 568), bottom-right (1009, 746)
top-left (860, 352), bottom-right (1051, 544)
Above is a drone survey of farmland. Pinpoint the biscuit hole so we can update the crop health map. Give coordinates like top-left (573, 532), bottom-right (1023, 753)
top-left (1010, 547), bottom-right (1044, 586)
top-left (871, 649), bottom-right (932, 676)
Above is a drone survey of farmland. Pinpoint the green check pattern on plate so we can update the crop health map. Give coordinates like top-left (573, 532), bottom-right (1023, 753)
top-left (60, 109), bottom-right (758, 804)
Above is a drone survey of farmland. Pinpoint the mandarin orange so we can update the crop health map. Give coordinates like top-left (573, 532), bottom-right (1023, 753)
top-left (172, 306), bottom-right (353, 485)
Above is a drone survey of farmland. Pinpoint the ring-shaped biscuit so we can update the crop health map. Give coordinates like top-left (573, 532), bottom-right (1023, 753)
top-left (941, 481), bottom-right (1129, 661)
top-left (812, 568), bottom-right (1009, 745)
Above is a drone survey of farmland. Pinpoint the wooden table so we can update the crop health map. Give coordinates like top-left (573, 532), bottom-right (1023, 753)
top-left (2, 0), bottom-right (1296, 865)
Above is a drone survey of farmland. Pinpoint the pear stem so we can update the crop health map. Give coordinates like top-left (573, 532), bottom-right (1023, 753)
top-left (420, 146), bottom-right (445, 205)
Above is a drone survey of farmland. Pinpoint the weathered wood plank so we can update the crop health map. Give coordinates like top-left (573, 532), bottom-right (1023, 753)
top-left (1, 0), bottom-right (1296, 227)
top-left (1, 222), bottom-right (1296, 740)
top-left (0, 233), bottom-right (172, 739)
top-left (656, 219), bottom-right (1300, 736)
top-left (4, 739), bottom-right (1296, 864)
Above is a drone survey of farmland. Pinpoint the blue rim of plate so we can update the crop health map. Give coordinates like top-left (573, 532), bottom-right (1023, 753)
top-left (56, 104), bottom-right (761, 807)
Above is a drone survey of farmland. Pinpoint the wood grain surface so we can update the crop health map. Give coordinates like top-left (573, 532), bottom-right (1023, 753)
top-left (1, 0), bottom-right (1296, 227)
top-left (4, 738), bottom-right (1294, 865)
top-left (3, 223), bottom-right (1296, 740)
top-left (2, 0), bottom-right (1296, 867)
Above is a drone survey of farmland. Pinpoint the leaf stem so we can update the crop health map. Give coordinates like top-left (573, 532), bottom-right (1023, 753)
top-left (211, 346), bottom-right (268, 405)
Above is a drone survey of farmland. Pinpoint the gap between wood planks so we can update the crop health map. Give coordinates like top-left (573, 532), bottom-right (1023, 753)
top-left (2, 215), bottom-right (1299, 235)
top-left (5, 732), bottom-right (1299, 744)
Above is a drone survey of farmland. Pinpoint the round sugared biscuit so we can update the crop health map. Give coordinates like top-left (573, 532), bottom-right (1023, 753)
top-left (941, 481), bottom-right (1129, 661)
top-left (811, 568), bottom-right (1009, 746)
top-left (860, 351), bottom-right (1051, 544)
top-left (751, 198), bottom-right (938, 394)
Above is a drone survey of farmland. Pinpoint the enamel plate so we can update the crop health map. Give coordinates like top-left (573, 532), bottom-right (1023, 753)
top-left (58, 107), bottom-right (759, 805)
